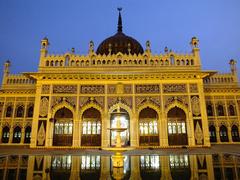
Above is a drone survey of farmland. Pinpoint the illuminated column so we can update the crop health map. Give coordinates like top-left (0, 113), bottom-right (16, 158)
top-left (0, 127), bottom-right (2, 143)
top-left (131, 112), bottom-right (138, 147)
top-left (227, 125), bottom-right (233, 143)
top-left (73, 117), bottom-right (80, 147)
top-left (9, 126), bottom-right (13, 144)
top-left (30, 84), bottom-right (41, 148)
top-left (161, 113), bottom-right (168, 147)
top-left (198, 80), bottom-right (211, 146)
top-left (215, 126), bottom-right (220, 143)
top-left (20, 127), bottom-right (25, 144)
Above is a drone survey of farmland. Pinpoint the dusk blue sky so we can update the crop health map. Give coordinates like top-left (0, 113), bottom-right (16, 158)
top-left (0, 0), bottom-right (240, 81)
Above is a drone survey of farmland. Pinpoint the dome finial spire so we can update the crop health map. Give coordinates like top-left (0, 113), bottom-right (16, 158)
top-left (117, 7), bottom-right (123, 33)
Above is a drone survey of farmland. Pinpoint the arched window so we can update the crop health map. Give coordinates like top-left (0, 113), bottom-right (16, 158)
top-left (207, 105), bottom-right (213, 116)
top-left (219, 125), bottom-right (228, 142)
top-left (24, 126), bottom-right (31, 143)
top-left (217, 105), bottom-right (224, 116)
top-left (231, 125), bottom-right (240, 142)
top-left (228, 105), bottom-right (235, 116)
top-left (81, 108), bottom-right (101, 146)
top-left (2, 126), bottom-right (10, 143)
top-left (139, 107), bottom-right (159, 146)
top-left (13, 126), bottom-right (21, 143)
top-left (27, 106), bottom-right (34, 117)
top-left (209, 126), bottom-right (217, 142)
top-left (5, 106), bottom-right (12, 117)
top-left (16, 106), bottom-right (24, 117)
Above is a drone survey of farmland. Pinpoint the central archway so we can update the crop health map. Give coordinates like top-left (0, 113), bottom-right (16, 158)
top-left (53, 107), bottom-right (73, 146)
top-left (110, 108), bottom-right (130, 147)
top-left (167, 107), bottom-right (188, 146)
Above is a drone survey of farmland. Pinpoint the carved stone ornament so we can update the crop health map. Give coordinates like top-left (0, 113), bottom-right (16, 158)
top-left (163, 84), bottom-right (186, 93)
top-left (195, 121), bottom-right (203, 145)
top-left (41, 85), bottom-right (50, 94)
top-left (191, 96), bottom-right (201, 116)
top-left (190, 84), bottom-right (198, 93)
top-left (39, 97), bottom-right (49, 117)
top-left (37, 122), bottom-right (46, 146)
top-left (51, 96), bottom-right (76, 108)
top-left (124, 84), bottom-right (132, 94)
top-left (53, 85), bottom-right (77, 94)
top-left (80, 85), bottom-right (104, 94)
top-left (135, 84), bottom-right (160, 94)
top-left (108, 85), bottom-right (116, 94)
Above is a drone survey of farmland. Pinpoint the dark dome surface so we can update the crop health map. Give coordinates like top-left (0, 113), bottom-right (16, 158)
top-left (96, 32), bottom-right (144, 55)
top-left (96, 9), bottom-right (144, 55)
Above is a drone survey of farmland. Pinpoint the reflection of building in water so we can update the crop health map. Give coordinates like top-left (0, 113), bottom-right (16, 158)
top-left (0, 154), bottom-right (239, 179)
top-left (50, 156), bottom-right (71, 179)
top-left (0, 155), bottom-right (28, 180)
top-left (111, 155), bottom-right (131, 180)
top-left (140, 155), bottom-right (161, 179)
top-left (1, 9), bottom-right (240, 149)
top-left (212, 154), bottom-right (240, 180)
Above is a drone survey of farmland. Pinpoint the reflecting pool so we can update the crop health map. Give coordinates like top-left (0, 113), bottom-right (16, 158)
top-left (0, 153), bottom-right (239, 180)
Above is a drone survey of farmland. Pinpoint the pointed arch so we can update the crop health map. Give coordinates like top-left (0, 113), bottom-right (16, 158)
top-left (79, 102), bottom-right (103, 119)
top-left (165, 101), bottom-right (188, 116)
top-left (137, 102), bottom-right (160, 115)
top-left (108, 102), bottom-right (132, 116)
top-left (51, 101), bottom-right (75, 119)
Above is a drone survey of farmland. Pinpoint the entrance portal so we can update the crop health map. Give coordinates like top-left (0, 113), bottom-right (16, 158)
top-left (139, 107), bottom-right (159, 146)
top-left (81, 108), bottom-right (101, 146)
top-left (167, 107), bottom-right (188, 146)
top-left (53, 107), bottom-right (73, 146)
top-left (110, 108), bottom-right (130, 147)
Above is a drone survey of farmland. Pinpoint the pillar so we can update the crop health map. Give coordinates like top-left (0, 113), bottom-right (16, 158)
top-left (215, 126), bottom-right (220, 143)
top-left (20, 127), bottom-right (25, 144)
top-left (227, 126), bottom-right (233, 143)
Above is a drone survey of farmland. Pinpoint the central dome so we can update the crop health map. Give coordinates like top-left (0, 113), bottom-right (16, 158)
top-left (96, 10), bottom-right (144, 55)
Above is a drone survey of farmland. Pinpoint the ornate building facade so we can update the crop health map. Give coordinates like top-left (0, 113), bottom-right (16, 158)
top-left (0, 10), bottom-right (239, 149)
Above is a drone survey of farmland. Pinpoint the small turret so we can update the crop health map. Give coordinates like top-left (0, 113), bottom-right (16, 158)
top-left (40, 37), bottom-right (49, 57)
top-left (190, 37), bottom-right (201, 66)
top-left (2, 60), bottom-right (11, 86)
top-left (88, 40), bottom-right (94, 54)
top-left (145, 40), bottom-right (151, 55)
top-left (229, 59), bottom-right (238, 82)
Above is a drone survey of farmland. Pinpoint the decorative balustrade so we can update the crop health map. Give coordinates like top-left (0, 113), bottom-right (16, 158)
top-left (204, 74), bottom-right (234, 84)
top-left (6, 75), bottom-right (35, 85)
top-left (42, 53), bottom-right (197, 68)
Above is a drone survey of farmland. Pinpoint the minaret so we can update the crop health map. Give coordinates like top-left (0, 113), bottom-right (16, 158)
top-left (229, 59), bottom-right (238, 82)
top-left (2, 60), bottom-right (11, 86)
top-left (190, 37), bottom-right (201, 66)
top-left (39, 37), bottom-right (49, 67)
